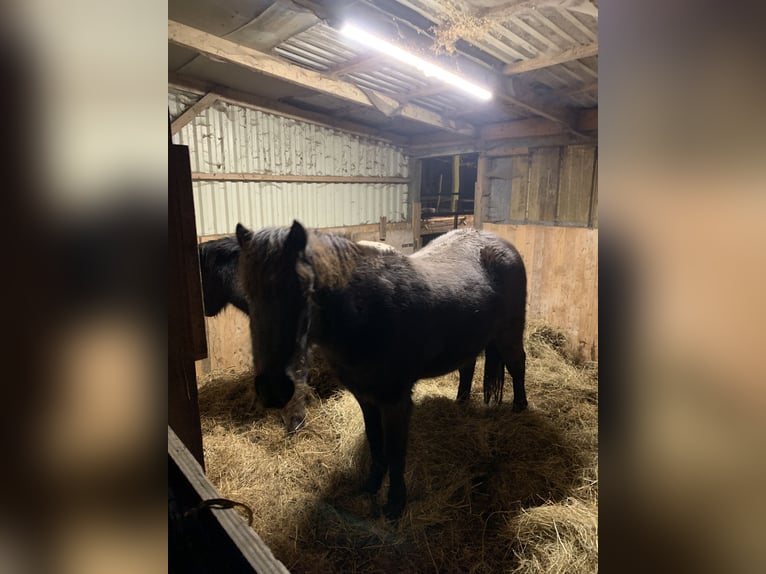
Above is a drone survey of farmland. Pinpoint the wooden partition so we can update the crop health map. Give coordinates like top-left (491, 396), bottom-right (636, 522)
top-left (484, 223), bottom-right (598, 360)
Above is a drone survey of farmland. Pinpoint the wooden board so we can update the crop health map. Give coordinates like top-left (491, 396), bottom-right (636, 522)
top-left (509, 155), bottom-right (530, 221)
top-left (169, 427), bottom-right (290, 573)
top-left (526, 147), bottom-right (561, 222)
top-left (483, 223), bottom-right (598, 359)
top-left (169, 143), bottom-right (206, 464)
top-left (557, 145), bottom-right (596, 224)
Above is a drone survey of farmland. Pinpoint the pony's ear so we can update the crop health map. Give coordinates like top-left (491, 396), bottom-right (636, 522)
top-left (235, 223), bottom-right (253, 247)
top-left (286, 220), bottom-right (307, 254)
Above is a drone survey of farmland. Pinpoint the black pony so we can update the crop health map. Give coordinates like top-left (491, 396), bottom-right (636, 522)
top-left (198, 236), bottom-right (249, 317)
top-left (198, 236), bottom-right (498, 406)
top-left (236, 221), bottom-right (527, 518)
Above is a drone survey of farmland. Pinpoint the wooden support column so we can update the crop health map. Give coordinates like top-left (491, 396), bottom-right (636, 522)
top-left (169, 142), bottom-right (207, 466)
top-left (451, 155), bottom-right (460, 213)
top-left (171, 92), bottom-right (218, 135)
top-left (408, 158), bottom-right (422, 250)
top-left (474, 155), bottom-right (488, 230)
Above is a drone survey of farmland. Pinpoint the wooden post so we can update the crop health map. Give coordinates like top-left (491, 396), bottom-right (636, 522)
top-left (474, 155), bottom-right (488, 229)
top-left (169, 142), bottom-right (207, 467)
top-left (408, 158), bottom-right (422, 249)
top-left (451, 154), bottom-right (460, 213)
top-left (379, 216), bottom-right (387, 241)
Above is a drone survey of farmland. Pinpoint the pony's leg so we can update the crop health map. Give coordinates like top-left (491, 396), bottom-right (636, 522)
top-left (496, 321), bottom-right (528, 411)
top-left (281, 381), bottom-right (309, 435)
top-left (482, 345), bottom-right (504, 405)
top-left (456, 359), bottom-right (476, 402)
top-left (380, 394), bottom-right (413, 519)
top-left (507, 349), bottom-right (527, 412)
top-left (358, 398), bottom-right (387, 495)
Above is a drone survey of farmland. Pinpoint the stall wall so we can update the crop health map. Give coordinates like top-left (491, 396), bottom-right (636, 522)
top-left (483, 222), bottom-right (598, 360)
top-left (169, 89), bottom-right (409, 235)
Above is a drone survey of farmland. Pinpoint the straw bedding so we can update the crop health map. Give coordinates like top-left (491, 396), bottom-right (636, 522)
top-left (197, 322), bottom-right (598, 573)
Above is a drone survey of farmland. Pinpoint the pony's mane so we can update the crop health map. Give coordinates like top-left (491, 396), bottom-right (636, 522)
top-left (303, 231), bottom-right (362, 289)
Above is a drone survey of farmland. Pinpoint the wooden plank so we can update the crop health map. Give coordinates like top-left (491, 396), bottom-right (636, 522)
top-left (480, 0), bottom-right (582, 20)
top-left (191, 173), bottom-right (409, 184)
top-left (557, 145), bottom-right (596, 224)
top-left (171, 92), bottom-right (218, 135)
top-left (169, 143), bottom-right (206, 464)
top-left (409, 157), bottom-right (422, 249)
top-left (495, 93), bottom-right (589, 139)
top-left (503, 42), bottom-right (599, 75)
top-left (577, 108), bottom-right (598, 132)
top-left (474, 155), bottom-right (488, 229)
top-left (510, 154), bottom-right (530, 221)
top-left (485, 145), bottom-right (529, 157)
top-left (328, 53), bottom-right (386, 77)
top-left (169, 73), bottom-right (408, 146)
top-left (589, 151), bottom-right (598, 227)
top-left (168, 21), bottom-right (476, 136)
top-left (481, 117), bottom-right (565, 140)
top-left (482, 223), bottom-right (598, 359)
top-left (526, 147), bottom-right (561, 222)
top-left (169, 427), bottom-right (291, 574)
top-left (451, 155), bottom-right (460, 212)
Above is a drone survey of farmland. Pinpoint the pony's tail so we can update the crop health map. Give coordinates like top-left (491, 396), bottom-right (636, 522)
top-left (483, 345), bottom-right (505, 405)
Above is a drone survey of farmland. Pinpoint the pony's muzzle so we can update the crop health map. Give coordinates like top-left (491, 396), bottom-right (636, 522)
top-left (254, 372), bottom-right (295, 409)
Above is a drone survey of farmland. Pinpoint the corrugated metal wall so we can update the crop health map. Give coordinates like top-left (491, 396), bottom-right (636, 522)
top-left (169, 89), bottom-right (409, 235)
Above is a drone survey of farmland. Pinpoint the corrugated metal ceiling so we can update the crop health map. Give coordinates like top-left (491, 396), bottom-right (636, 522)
top-left (169, 0), bottom-right (597, 137)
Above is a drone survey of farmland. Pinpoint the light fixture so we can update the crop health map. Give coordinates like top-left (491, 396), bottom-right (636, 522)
top-left (340, 23), bottom-right (492, 101)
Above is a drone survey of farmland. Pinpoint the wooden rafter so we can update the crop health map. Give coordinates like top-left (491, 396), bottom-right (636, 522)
top-left (480, 0), bottom-right (596, 20)
top-left (327, 53), bottom-right (386, 78)
top-left (168, 20), bottom-right (475, 136)
top-left (495, 93), bottom-right (589, 139)
top-left (169, 73), bottom-right (408, 146)
top-left (170, 92), bottom-right (218, 135)
top-left (192, 173), bottom-right (408, 184)
top-left (393, 83), bottom-right (449, 103)
top-left (503, 42), bottom-right (598, 75)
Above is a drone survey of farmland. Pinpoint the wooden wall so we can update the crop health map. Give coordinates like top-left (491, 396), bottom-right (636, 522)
top-left (483, 144), bottom-right (597, 227)
top-left (484, 222), bottom-right (598, 360)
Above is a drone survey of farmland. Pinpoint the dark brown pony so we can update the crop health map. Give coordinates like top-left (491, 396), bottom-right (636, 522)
top-left (236, 221), bottom-right (527, 518)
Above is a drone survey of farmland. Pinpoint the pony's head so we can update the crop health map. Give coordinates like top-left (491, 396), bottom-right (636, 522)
top-left (198, 236), bottom-right (246, 316)
top-left (236, 221), bottom-right (313, 409)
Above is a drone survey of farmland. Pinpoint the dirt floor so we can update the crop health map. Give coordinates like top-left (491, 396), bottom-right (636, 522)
top-left (197, 323), bottom-right (598, 573)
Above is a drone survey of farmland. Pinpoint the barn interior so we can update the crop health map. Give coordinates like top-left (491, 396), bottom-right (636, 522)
top-left (168, 1), bottom-right (598, 572)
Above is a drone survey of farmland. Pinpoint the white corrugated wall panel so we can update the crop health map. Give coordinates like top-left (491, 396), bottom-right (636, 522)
top-left (169, 89), bottom-right (409, 235)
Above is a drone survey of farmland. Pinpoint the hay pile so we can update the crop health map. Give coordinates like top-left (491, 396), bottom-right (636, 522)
top-left (197, 323), bottom-right (598, 573)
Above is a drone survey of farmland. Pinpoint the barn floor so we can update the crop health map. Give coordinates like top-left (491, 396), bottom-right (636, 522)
top-left (197, 324), bottom-right (598, 573)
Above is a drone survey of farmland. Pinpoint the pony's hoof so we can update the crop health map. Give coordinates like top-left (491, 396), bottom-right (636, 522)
top-left (382, 499), bottom-right (405, 520)
top-left (286, 415), bottom-right (306, 435)
top-left (362, 477), bottom-right (382, 495)
top-left (512, 401), bottom-right (528, 412)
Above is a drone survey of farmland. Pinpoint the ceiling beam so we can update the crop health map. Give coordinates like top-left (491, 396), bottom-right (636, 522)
top-left (327, 53), bottom-right (386, 78)
top-left (495, 93), bottom-right (590, 139)
top-left (168, 20), bottom-right (475, 136)
top-left (503, 42), bottom-right (599, 75)
top-left (170, 91), bottom-right (219, 135)
top-left (168, 73), bottom-right (409, 146)
top-left (393, 83), bottom-right (449, 103)
top-left (480, 0), bottom-right (596, 21)
top-left (576, 108), bottom-right (597, 132)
